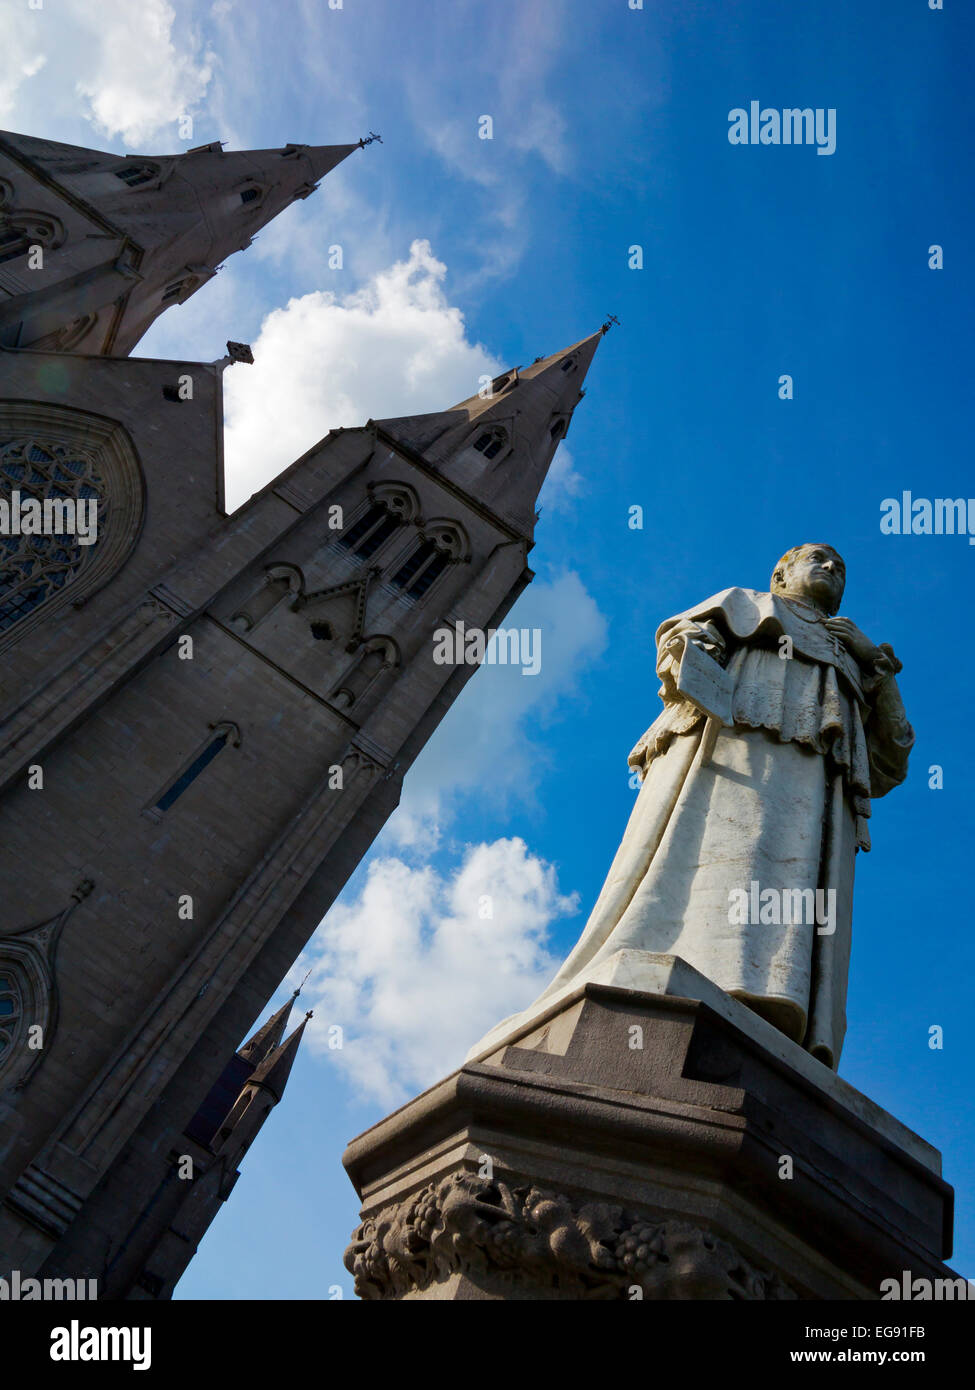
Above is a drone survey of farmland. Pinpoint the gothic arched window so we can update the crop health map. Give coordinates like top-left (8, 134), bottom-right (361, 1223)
top-left (0, 439), bottom-right (108, 636)
top-left (0, 404), bottom-right (145, 655)
top-left (472, 427), bottom-right (507, 461)
top-left (390, 541), bottom-right (452, 599)
top-left (230, 563), bottom-right (303, 634)
top-left (338, 503), bottom-right (402, 559)
top-left (0, 966), bottom-right (25, 1065)
top-left (30, 312), bottom-right (99, 354)
top-left (148, 722), bottom-right (241, 817)
top-left (330, 637), bottom-right (399, 710)
top-left (0, 899), bottom-right (79, 1089)
top-left (0, 213), bottom-right (63, 265)
top-left (389, 520), bottom-right (466, 602)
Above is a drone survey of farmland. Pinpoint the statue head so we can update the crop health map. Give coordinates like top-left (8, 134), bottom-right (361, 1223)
top-left (771, 543), bottom-right (846, 615)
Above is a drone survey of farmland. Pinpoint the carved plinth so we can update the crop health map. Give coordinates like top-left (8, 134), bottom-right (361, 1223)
top-left (343, 964), bottom-right (956, 1300)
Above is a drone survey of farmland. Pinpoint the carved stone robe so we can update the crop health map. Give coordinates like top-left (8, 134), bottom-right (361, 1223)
top-left (536, 588), bottom-right (914, 1068)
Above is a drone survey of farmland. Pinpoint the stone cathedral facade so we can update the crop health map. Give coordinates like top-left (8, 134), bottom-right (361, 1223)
top-left (0, 127), bottom-right (604, 1297)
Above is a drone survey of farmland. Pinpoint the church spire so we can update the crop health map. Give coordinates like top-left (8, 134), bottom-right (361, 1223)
top-left (0, 129), bottom-right (364, 355)
top-left (372, 325), bottom-right (608, 529)
top-left (248, 1012), bottom-right (313, 1104)
top-left (236, 987), bottom-right (301, 1067)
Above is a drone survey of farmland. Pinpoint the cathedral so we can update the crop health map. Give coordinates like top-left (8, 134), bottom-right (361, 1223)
top-left (0, 126), bottom-right (605, 1297)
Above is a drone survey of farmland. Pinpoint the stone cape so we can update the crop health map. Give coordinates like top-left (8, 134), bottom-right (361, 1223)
top-left (657, 587), bottom-right (867, 698)
top-left (483, 588), bottom-right (914, 1070)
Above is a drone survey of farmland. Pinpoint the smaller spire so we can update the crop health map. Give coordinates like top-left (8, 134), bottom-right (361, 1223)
top-left (249, 1013), bottom-right (312, 1103)
top-left (372, 326), bottom-right (606, 527)
top-left (237, 991), bottom-right (299, 1067)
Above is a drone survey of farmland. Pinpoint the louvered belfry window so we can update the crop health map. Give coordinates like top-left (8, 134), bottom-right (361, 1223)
top-left (390, 539), bottom-right (450, 599)
top-left (338, 502), bottom-right (402, 558)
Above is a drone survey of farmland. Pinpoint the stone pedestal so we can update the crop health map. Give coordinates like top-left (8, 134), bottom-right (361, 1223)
top-left (342, 955), bottom-right (955, 1300)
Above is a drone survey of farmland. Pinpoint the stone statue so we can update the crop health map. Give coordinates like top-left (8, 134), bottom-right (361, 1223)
top-left (509, 544), bottom-right (914, 1069)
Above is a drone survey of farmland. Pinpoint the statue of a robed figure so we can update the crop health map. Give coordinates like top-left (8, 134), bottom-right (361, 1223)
top-left (502, 544), bottom-right (914, 1069)
top-left (352, 550), bottom-right (955, 1303)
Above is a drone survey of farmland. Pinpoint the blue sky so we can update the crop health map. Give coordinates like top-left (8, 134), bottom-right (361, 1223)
top-left (4, 0), bottom-right (971, 1295)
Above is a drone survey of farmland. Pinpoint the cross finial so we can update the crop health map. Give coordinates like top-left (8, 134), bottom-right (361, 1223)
top-left (358, 131), bottom-right (382, 148)
top-left (601, 314), bottom-right (620, 334)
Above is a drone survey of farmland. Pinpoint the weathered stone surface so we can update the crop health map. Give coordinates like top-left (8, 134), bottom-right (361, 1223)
top-left (344, 983), bottom-right (956, 1300)
top-left (467, 950), bottom-right (940, 1173)
top-left (345, 1171), bottom-right (796, 1301)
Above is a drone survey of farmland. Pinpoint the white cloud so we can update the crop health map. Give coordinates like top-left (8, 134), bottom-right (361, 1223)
top-left (72, 0), bottom-right (213, 148)
top-left (0, 6), bottom-right (47, 120)
top-left (221, 238), bottom-right (504, 509)
top-left (295, 838), bottom-right (576, 1107)
top-left (0, 0), bottom-right (212, 148)
top-left (538, 444), bottom-right (585, 515)
top-left (288, 571), bottom-right (607, 1110)
top-left (381, 568), bottom-right (609, 851)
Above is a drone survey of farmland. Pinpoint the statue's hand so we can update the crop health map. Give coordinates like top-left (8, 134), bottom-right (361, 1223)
top-left (823, 617), bottom-right (885, 667)
top-left (658, 621), bottom-right (728, 688)
top-left (665, 622), bottom-right (725, 658)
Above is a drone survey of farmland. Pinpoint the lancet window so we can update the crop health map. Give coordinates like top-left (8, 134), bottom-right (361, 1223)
top-left (338, 503), bottom-right (402, 559)
top-left (330, 638), bottom-right (399, 710)
top-left (472, 428), bottom-right (507, 461)
top-left (390, 540), bottom-right (449, 599)
top-left (149, 723), bottom-right (240, 816)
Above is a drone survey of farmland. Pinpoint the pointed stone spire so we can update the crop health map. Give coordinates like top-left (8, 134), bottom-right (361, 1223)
top-left (372, 326), bottom-right (608, 529)
top-left (248, 1011), bottom-right (312, 1104)
top-left (0, 129), bottom-right (363, 355)
top-left (237, 987), bottom-right (301, 1067)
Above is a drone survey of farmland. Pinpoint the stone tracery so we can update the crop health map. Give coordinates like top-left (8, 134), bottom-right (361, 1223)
top-left (0, 437), bottom-right (107, 635)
